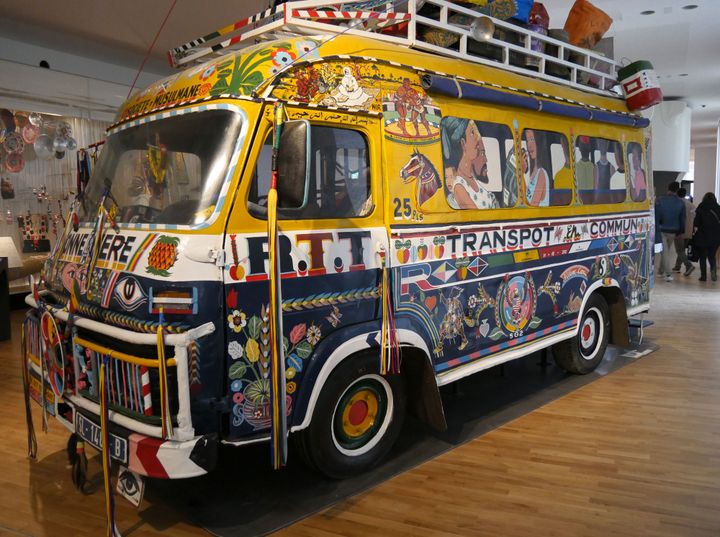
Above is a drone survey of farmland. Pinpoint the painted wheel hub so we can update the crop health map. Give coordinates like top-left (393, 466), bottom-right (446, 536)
top-left (333, 380), bottom-right (387, 450)
top-left (580, 315), bottom-right (597, 353)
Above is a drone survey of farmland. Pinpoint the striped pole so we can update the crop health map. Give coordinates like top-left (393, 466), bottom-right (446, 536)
top-left (140, 366), bottom-right (153, 416)
top-left (268, 102), bottom-right (288, 469)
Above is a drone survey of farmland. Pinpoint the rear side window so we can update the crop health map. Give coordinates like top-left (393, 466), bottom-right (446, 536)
top-left (626, 142), bottom-right (647, 202)
top-left (248, 126), bottom-right (372, 219)
top-left (520, 129), bottom-right (572, 207)
top-left (441, 117), bottom-right (518, 209)
top-left (574, 136), bottom-right (627, 204)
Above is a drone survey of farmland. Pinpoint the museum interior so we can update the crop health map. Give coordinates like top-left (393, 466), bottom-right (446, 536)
top-left (1, 1), bottom-right (718, 536)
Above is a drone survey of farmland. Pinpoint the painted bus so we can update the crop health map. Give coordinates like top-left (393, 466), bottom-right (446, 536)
top-left (23, 0), bottom-right (654, 489)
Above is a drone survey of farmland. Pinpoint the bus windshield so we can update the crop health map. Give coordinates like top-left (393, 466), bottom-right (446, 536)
top-left (80, 109), bottom-right (243, 226)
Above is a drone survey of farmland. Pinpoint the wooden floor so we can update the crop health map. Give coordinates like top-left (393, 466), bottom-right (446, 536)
top-left (1, 275), bottom-right (719, 537)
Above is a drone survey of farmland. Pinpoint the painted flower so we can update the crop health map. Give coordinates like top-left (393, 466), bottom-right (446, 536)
top-left (295, 39), bottom-right (320, 61)
top-left (228, 340), bottom-right (244, 360)
top-left (307, 323), bottom-right (322, 346)
top-left (289, 323), bottom-right (307, 345)
top-left (468, 295), bottom-right (478, 308)
top-left (271, 47), bottom-right (297, 68)
top-left (200, 64), bottom-right (216, 81)
top-left (227, 310), bottom-right (247, 333)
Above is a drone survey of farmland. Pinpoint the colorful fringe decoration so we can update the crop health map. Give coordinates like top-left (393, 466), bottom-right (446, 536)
top-left (83, 203), bottom-right (106, 302)
top-left (20, 322), bottom-right (38, 459)
top-left (268, 102), bottom-right (288, 469)
top-left (156, 309), bottom-right (173, 439)
top-left (84, 187), bottom-right (122, 302)
top-left (48, 200), bottom-right (77, 286)
top-left (380, 254), bottom-right (400, 375)
top-left (99, 356), bottom-right (121, 537)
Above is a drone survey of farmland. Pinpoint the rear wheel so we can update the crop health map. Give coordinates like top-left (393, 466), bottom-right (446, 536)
top-left (553, 293), bottom-right (610, 374)
top-left (296, 352), bottom-right (406, 479)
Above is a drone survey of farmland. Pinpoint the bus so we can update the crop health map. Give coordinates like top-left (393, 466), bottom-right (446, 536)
top-left (23, 0), bottom-right (654, 491)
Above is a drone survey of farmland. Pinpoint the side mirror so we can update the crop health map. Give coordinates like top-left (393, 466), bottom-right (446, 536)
top-left (277, 120), bottom-right (310, 210)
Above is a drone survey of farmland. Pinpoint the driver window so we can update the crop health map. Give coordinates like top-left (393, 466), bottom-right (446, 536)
top-left (249, 125), bottom-right (372, 219)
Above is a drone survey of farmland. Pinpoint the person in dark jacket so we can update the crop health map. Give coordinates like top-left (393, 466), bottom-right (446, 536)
top-left (693, 192), bottom-right (720, 282)
top-left (655, 182), bottom-right (686, 282)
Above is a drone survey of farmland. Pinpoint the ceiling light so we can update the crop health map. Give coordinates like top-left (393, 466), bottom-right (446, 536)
top-left (678, 73), bottom-right (689, 77)
top-left (640, 10), bottom-right (655, 15)
top-left (682, 4), bottom-right (698, 9)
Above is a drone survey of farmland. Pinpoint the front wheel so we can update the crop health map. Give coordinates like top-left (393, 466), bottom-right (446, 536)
top-left (553, 293), bottom-right (610, 374)
top-left (296, 352), bottom-right (406, 479)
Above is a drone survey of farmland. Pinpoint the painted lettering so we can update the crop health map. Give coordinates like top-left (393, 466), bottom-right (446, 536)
top-left (338, 230), bottom-right (371, 268)
top-left (296, 232), bottom-right (334, 272)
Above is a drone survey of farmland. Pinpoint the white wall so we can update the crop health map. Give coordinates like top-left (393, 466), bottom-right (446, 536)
top-left (693, 144), bottom-right (718, 199)
top-left (648, 101), bottom-right (692, 173)
top-left (0, 36), bottom-right (165, 89)
top-left (0, 36), bottom-right (167, 121)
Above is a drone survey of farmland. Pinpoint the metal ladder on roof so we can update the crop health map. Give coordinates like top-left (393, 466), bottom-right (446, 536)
top-left (168, 0), bottom-right (622, 98)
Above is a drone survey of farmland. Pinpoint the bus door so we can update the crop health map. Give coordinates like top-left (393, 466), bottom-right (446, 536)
top-left (223, 113), bottom-right (386, 441)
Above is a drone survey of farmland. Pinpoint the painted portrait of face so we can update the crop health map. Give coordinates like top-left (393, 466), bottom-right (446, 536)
top-left (526, 129), bottom-right (537, 161)
top-left (462, 121), bottom-right (488, 183)
top-left (60, 262), bottom-right (88, 294)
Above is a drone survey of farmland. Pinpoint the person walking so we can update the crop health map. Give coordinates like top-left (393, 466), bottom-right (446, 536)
top-left (693, 192), bottom-right (720, 282)
top-left (672, 187), bottom-right (695, 276)
top-left (655, 182), bottom-right (686, 282)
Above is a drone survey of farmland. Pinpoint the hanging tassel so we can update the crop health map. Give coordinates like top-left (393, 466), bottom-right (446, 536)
top-left (156, 309), bottom-right (173, 439)
top-left (267, 102), bottom-right (287, 469)
top-left (68, 433), bottom-right (91, 494)
top-left (99, 356), bottom-right (121, 537)
top-left (38, 326), bottom-right (49, 434)
top-left (380, 253), bottom-right (400, 375)
top-left (20, 321), bottom-right (38, 459)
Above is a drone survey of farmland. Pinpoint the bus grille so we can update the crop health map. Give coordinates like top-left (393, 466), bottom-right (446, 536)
top-left (75, 332), bottom-right (179, 425)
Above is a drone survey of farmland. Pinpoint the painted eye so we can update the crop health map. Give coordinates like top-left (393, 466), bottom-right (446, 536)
top-left (118, 470), bottom-right (139, 496)
top-left (113, 277), bottom-right (147, 311)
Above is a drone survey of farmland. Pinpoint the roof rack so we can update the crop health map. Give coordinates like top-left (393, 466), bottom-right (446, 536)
top-left (168, 0), bottom-right (622, 98)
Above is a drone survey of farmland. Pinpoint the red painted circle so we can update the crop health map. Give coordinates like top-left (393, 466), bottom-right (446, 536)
top-left (582, 324), bottom-right (592, 341)
top-left (348, 400), bottom-right (369, 426)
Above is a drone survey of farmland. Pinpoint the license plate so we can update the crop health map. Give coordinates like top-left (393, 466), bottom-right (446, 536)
top-left (75, 413), bottom-right (128, 464)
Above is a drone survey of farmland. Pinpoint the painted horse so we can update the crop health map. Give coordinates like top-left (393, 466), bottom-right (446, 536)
top-left (400, 149), bottom-right (442, 206)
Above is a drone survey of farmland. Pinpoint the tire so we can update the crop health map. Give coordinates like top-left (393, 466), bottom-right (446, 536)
top-left (553, 293), bottom-right (610, 374)
top-left (296, 351), bottom-right (406, 479)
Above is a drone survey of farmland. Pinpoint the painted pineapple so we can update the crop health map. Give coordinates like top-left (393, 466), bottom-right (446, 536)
top-left (146, 235), bottom-right (179, 277)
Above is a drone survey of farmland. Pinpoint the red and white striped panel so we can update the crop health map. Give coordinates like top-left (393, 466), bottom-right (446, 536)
top-left (128, 433), bottom-right (214, 479)
top-left (290, 9), bottom-right (411, 21)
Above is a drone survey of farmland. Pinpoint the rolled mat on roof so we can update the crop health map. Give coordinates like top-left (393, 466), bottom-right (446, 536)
top-left (420, 74), bottom-right (650, 129)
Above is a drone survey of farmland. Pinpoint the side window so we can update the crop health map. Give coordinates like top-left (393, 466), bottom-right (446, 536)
top-left (521, 129), bottom-right (572, 207)
top-left (441, 117), bottom-right (517, 210)
top-left (248, 126), bottom-right (372, 219)
top-left (574, 136), bottom-right (627, 204)
top-left (627, 142), bottom-right (647, 202)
